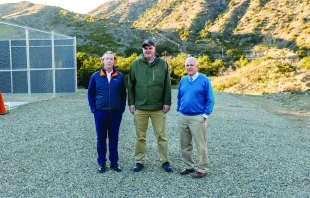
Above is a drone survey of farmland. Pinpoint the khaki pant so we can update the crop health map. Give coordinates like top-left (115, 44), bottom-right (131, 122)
top-left (134, 110), bottom-right (168, 164)
top-left (178, 113), bottom-right (208, 173)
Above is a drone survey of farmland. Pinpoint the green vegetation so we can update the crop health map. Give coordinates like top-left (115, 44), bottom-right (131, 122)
top-left (298, 57), bottom-right (310, 70)
top-left (277, 64), bottom-right (296, 74)
top-left (77, 52), bottom-right (139, 87)
top-left (77, 51), bottom-right (231, 87)
top-left (211, 57), bottom-right (310, 94)
top-left (2, 0), bottom-right (310, 94)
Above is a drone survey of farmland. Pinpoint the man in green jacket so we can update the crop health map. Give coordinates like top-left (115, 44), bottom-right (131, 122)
top-left (128, 40), bottom-right (173, 172)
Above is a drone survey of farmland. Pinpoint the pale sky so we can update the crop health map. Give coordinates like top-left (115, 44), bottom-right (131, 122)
top-left (0, 0), bottom-right (110, 14)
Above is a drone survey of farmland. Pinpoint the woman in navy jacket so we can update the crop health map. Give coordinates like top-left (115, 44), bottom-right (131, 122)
top-left (88, 51), bottom-right (126, 173)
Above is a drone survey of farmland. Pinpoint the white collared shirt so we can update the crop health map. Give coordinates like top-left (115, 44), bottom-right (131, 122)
top-left (107, 70), bottom-right (113, 83)
top-left (188, 72), bottom-right (199, 82)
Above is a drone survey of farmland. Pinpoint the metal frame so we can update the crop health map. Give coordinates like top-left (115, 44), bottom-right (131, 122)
top-left (0, 21), bottom-right (77, 102)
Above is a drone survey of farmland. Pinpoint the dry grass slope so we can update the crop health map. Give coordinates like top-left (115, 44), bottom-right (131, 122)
top-left (211, 58), bottom-right (310, 94)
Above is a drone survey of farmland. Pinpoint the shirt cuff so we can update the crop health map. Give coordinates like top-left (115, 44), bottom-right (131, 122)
top-left (203, 114), bottom-right (208, 119)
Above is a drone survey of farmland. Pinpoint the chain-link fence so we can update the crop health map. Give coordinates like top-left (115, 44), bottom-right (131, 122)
top-left (0, 21), bottom-right (77, 106)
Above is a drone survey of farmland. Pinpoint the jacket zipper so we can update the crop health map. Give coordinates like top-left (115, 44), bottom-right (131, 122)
top-left (153, 68), bottom-right (155, 81)
top-left (108, 80), bottom-right (111, 112)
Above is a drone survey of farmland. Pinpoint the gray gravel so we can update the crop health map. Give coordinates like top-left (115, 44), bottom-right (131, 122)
top-left (1, 89), bottom-right (309, 197)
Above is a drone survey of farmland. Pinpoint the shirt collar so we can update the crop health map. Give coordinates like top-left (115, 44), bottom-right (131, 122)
top-left (188, 72), bottom-right (199, 81)
top-left (143, 55), bottom-right (157, 64)
top-left (106, 70), bottom-right (113, 75)
top-left (149, 56), bottom-right (156, 64)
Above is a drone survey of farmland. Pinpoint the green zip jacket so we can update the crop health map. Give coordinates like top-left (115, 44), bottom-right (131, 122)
top-left (128, 55), bottom-right (171, 110)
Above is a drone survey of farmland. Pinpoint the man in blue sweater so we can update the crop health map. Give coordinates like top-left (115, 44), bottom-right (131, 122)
top-left (176, 57), bottom-right (214, 178)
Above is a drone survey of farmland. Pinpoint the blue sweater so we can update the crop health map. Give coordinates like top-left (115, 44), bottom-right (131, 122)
top-left (177, 74), bottom-right (214, 116)
top-left (88, 69), bottom-right (126, 113)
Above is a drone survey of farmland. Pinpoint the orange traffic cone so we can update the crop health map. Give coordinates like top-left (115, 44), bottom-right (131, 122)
top-left (0, 92), bottom-right (8, 115)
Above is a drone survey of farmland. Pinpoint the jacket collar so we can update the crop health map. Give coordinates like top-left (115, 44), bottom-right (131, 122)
top-left (141, 54), bottom-right (159, 64)
top-left (100, 68), bottom-right (118, 77)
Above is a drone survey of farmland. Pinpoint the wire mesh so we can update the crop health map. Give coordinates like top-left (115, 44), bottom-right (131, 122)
top-left (0, 22), bottom-right (77, 105)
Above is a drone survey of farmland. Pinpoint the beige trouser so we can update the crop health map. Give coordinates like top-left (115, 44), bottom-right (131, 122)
top-left (178, 113), bottom-right (208, 173)
top-left (134, 110), bottom-right (168, 164)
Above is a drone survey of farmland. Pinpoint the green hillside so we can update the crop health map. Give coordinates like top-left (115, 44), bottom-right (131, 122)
top-left (88, 0), bottom-right (157, 22)
top-left (0, 0), bottom-right (309, 93)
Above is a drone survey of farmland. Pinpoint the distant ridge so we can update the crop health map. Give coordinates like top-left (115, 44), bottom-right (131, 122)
top-left (1, 0), bottom-right (310, 55)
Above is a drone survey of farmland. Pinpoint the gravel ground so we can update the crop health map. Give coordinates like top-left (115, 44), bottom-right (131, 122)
top-left (1, 89), bottom-right (309, 197)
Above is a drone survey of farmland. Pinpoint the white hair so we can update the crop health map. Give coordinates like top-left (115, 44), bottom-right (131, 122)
top-left (101, 51), bottom-right (116, 61)
top-left (185, 57), bottom-right (198, 66)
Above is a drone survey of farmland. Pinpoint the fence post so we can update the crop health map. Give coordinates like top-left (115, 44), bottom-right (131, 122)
top-left (9, 40), bottom-right (13, 94)
top-left (74, 37), bottom-right (77, 93)
top-left (25, 28), bottom-right (31, 102)
top-left (51, 32), bottom-right (56, 98)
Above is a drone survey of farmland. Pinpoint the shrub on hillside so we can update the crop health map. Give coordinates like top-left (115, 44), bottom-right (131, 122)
top-left (234, 55), bottom-right (249, 68)
top-left (197, 56), bottom-right (225, 76)
top-left (211, 59), bottom-right (225, 76)
top-left (78, 56), bottom-right (102, 88)
top-left (156, 44), bottom-right (178, 56)
top-left (197, 56), bottom-right (212, 74)
top-left (296, 50), bottom-right (307, 58)
top-left (124, 47), bottom-right (140, 57)
top-left (211, 75), bottom-right (240, 91)
top-left (168, 53), bottom-right (187, 82)
top-left (277, 64), bottom-right (296, 74)
top-left (116, 54), bottom-right (139, 75)
top-left (298, 57), bottom-right (310, 70)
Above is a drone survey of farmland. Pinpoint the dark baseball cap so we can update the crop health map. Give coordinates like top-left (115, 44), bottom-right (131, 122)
top-left (142, 40), bottom-right (155, 48)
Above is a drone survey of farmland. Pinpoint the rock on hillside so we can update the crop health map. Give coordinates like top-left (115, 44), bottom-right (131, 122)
top-left (2, 0), bottom-right (310, 54)
top-left (210, 0), bottom-right (310, 48)
top-left (87, 0), bottom-right (158, 22)
top-left (132, 0), bottom-right (228, 32)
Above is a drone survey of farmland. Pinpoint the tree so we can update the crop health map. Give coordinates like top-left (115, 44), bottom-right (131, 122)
top-left (179, 31), bottom-right (190, 41)
top-left (234, 55), bottom-right (249, 68)
top-left (124, 47), bottom-right (140, 57)
top-left (117, 53), bottom-right (139, 75)
top-left (211, 59), bottom-right (225, 76)
top-left (77, 55), bottom-right (101, 88)
top-left (226, 49), bottom-right (234, 59)
top-left (197, 56), bottom-right (212, 74)
top-left (76, 52), bottom-right (88, 70)
top-left (168, 53), bottom-right (188, 83)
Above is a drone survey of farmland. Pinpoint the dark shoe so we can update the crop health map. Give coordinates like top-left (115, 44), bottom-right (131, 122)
top-left (162, 162), bottom-right (173, 172)
top-left (179, 168), bottom-right (195, 175)
top-left (110, 164), bottom-right (122, 172)
top-left (191, 171), bottom-right (206, 178)
top-left (132, 163), bottom-right (144, 172)
top-left (98, 163), bottom-right (106, 173)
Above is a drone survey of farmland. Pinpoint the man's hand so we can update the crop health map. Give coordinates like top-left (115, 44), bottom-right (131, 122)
top-left (163, 105), bottom-right (171, 113)
top-left (129, 105), bottom-right (136, 115)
